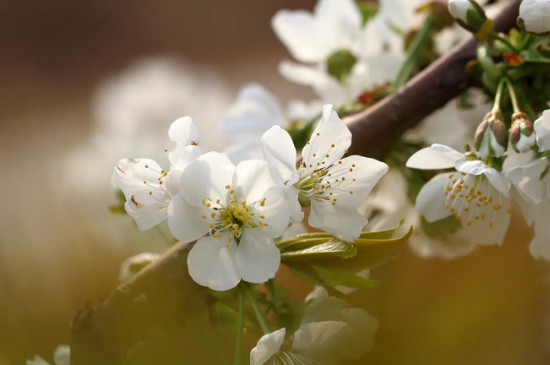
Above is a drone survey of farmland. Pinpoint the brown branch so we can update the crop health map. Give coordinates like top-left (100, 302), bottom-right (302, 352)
top-left (345, 0), bottom-right (520, 159)
top-left (70, 2), bottom-right (520, 364)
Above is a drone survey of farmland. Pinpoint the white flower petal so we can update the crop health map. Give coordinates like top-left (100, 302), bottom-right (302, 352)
top-left (222, 84), bottom-right (286, 145)
top-left (179, 151), bottom-right (235, 207)
top-left (167, 194), bottom-right (210, 243)
top-left (279, 61), bottom-right (346, 104)
top-left (27, 356), bottom-right (50, 365)
top-left (534, 109), bottom-right (550, 151)
top-left (168, 116), bottom-right (200, 165)
top-left (187, 234), bottom-right (240, 291)
top-left (292, 321), bottom-right (349, 353)
top-left (309, 202), bottom-right (367, 242)
top-left (114, 158), bottom-right (166, 199)
top-left (519, 0), bottom-right (550, 34)
top-left (53, 345), bottom-right (70, 365)
top-left (124, 189), bottom-right (169, 231)
top-left (261, 126), bottom-right (298, 184)
top-left (233, 159), bottom-right (281, 202)
top-left (481, 166), bottom-right (510, 194)
top-left (406, 144), bottom-right (462, 170)
top-left (415, 173), bottom-right (453, 222)
top-left (302, 105), bottom-right (351, 169)
top-left (314, 0), bottom-right (362, 51)
top-left (529, 203), bottom-right (550, 260)
top-left (272, 10), bottom-right (327, 63)
top-left (454, 159), bottom-right (486, 175)
top-left (235, 229), bottom-right (280, 284)
top-left (250, 328), bottom-right (286, 365)
top-left (506, 157), bottom-right (547, 204)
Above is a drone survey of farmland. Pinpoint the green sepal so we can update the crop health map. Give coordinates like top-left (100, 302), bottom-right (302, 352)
top-left (326, 49), bottom-right (357, 82)
top-left (281, 239), bottom-right (358, 261)
top-left (356, 1), bottom-right (378, 25)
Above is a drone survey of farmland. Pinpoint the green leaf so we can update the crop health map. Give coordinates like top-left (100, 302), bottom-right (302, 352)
top-left (312, 266), bottom-right (379, 289)
top-left (281, 239), bottom-right (357, 261)
top-left (358, 220), bottom-right (404, 240)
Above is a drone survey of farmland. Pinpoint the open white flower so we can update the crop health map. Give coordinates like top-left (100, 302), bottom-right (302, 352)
top-left (250, 287), bottom-right (378, 365)
top-left (272, 0), bottom-right (425, 103)
top-left (113, 117), bottom-right (201, 231)
top-left (262, 104), bottom-right (388, 242)
top-left (170, 152), bottom-right (290, 290)
top-left (407, 144), bottom-right (511, 246)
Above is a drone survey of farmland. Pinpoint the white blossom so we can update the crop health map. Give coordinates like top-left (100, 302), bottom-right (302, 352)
top-left (262, 105), bottom-right (388, 242)
top-left (407, 144), bottom-right (511, 246)
top-left (519, 0), bottom-right (550, 34)
top-left (27, 346), bottom-right (70, 365)
top-left (250, 287), bottom-right (378, 365)
top-left (170, 152), bottom-right (291, 290)
top-left (448, 0), bottom-right (477, 24)
top-left (113, 117), bottom-right (201, 231)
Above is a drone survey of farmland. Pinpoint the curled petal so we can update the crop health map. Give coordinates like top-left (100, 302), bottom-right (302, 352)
top-left (406, 144), bottom-right (462, 170)
top-left (262, 126), bottom-right (298, 184)
top-left (415, 173), bottom-right (453, 223)
top-left (250, 328), bottom-right (286, 365)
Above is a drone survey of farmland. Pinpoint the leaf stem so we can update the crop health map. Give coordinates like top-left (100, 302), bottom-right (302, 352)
top-left (246, 288), bottom-right (271, 335)
top-left (392, 16), bottom-right (435, 90)
top-left (233, 287), bottom-right (245, 365)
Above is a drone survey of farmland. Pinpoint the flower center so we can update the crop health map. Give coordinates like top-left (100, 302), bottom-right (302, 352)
top-left (297, 160), bottom-right (357, 206)
top-left (444, 172), bottom-right (510, 228)
top-left (201, 186), bottom-right (268, 244)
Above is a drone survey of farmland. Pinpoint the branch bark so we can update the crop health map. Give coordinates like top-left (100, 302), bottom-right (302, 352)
top-left (70, 2), bottom-right (520, 363)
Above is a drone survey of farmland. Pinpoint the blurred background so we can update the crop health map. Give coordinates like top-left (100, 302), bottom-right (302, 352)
top-left (0, 0), bottom-right (548, 364)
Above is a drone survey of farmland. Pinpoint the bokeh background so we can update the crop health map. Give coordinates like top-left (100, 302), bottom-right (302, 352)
top-left (0, 0), bottom-right (548, 364)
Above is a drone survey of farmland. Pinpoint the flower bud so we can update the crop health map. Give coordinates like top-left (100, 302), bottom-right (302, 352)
top-left (518, 0), bottom-right (550, 34)
top-left (119, 253), bottom-right (159, 281)
top-left (448, 0), bottom-right (493, 38)
top-left (510, 112), bottom-right (536, 153)
top-left (474, 110), bottom-right (508, 157)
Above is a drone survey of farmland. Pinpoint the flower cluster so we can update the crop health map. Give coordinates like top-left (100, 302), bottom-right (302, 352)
top-left (408, 106), bottom-right (550, 259)
top-left (114, 105), bottom-right (387, 290)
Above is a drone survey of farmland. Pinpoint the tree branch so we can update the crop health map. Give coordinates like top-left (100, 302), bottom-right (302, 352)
top-left (70, 2), bottom-right (520, 363)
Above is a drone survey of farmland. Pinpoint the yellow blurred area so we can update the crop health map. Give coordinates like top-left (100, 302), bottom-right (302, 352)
top-left (0, 0), bottom-right (548, 364)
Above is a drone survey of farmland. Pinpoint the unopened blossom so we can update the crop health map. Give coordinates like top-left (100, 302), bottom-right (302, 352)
top-left (113, 117), bottom-right (201, 231)
top-left (407, 144), bottom-right (511, 246)
top-left (262, 104), bottom-right (388, 242)
top-left (474, 110), bottom-right (508, 157)
top-left (510, 112), bottom-right (536, 153)
top-left (518, 0), bottom-right (550, 34)
top-left (448, 0), bottom-right (490, 35)
top-left (170, 152), bottom-right (290, 290)
top-left (250, 287), bottom-right (378, 365)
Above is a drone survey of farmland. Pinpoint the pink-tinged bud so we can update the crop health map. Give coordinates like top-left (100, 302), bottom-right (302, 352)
top-left (510, 112), bottom-right (535, 153)
top-left (474, 110), bottom-right (508, 157)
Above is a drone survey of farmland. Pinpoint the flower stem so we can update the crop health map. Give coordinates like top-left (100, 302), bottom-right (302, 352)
top-left (504, 78), bottom-right (521, 113)
top-left (392, 16), bottom-right (435, 90)
top-left (234, 287), bottom-right (245, 365)
top-left (489, 32), bottom-right (518, 52)
top-left (246, 288), bottom-right (271, 335)
top-left (492, 78), bottom-right (506, 113)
